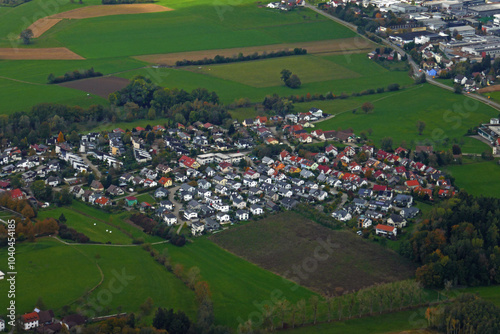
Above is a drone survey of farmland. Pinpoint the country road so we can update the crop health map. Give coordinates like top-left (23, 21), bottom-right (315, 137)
top-left (306, 2), bottom-right (500, 111)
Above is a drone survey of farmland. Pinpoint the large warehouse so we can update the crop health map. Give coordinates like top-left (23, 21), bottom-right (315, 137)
top-left (468, 4), bottom-right (500, 17)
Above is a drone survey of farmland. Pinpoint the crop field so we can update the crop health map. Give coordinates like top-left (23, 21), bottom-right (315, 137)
top-left (154, 238), bottom-right (318, 328)
top-left (210, 212), bottom-right (416, 296)
top-left (59, 76), bottom-right (130, 98)
top-left (445, 158), bottom-right (500, 198)
top-left (0, 47), bottom-right (83, 60)
top-left (0, 238), bottom-right (197, 319)
top-left (314, 84), bottom-right (498, 151)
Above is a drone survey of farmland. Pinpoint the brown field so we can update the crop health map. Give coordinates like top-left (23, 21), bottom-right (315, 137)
top-left (26, 18), bottom-right (62, 38)
top-left (0, 47), bottom-right (83, 60)
top-left (49, 4), bottom-right (172, 19)
top-left (477, 85), bottom-right (500, 93)
top-left (59, 76), bottom-right (130, 98)
top-left (135, 38), bottom-right (377, 65)
top-left (210, 211), bottom-right (416, 296)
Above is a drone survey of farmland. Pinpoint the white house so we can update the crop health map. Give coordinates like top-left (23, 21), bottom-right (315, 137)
top-left (375, 224), bottom-right (397, 237)
top-left (183, 210), bottom-right (198, 221)
top-left (236, 210), bottom-right (249, 221)
top-left (0, 318), bottom-right (5, 332)
top-left (21, 312), bottom-right (39, 331)
top-left (191, 222), bottom-right (205, 236)
top-left (250, 204), bottom-right (264, 215)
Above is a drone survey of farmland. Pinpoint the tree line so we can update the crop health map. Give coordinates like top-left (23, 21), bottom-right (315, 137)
top-left (47, 68), bottom-right (103, 84)
top-left (129, 213), bottom-right (186, 246)
top-left (175, 48), bottom-right (307, 67)
top-left (399, 192), bottom-right (500, 288)
top-left (0, 0), bottom-right (30, 7)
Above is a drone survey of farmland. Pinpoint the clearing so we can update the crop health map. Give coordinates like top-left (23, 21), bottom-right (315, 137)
top-left (135, 38), bottom-right (376, 65)
top-left (59, 76), bottom-right (130, 98)
top-left (0, 47), bottom-right (83, 60)
top-left (445, 158), bottom-right (500, 198)
top-left (210, 211), bottom-right (416, 296)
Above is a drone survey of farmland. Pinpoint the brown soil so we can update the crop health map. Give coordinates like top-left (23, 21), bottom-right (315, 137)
top-left (0, 47), bottom-right (84, 60)
top-left (49, 4), bottom-right (173, 19)
top-left (26, 18), bottom-right (62, 38)
top-left (59, 76), bottom-right (130, 98)
top-left (477, 85), bottom-right (500, 93)
top-left (134, 37), bottom-right (377, 65)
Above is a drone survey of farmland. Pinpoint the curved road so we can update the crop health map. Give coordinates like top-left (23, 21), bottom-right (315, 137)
top-left (305, 2), bottom-right (500, 111)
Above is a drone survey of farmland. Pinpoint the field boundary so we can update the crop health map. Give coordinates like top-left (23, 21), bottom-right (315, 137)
top-left (134, 38), bottom-right (377, 66)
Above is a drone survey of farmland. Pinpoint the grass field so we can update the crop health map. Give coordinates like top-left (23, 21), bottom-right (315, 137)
top-left (288, 307), bottom-right (430, 334)
top-left (314, 84), bottom-right (498, 151)
top-left (458, 285), bottom-right (500, 307)
top-left (0, 238), bottom-right (198, 319)
top-left (37, 206), bottom-right (132, 244)
top-left (154, 238), bottom-right (318, 328)
top-left (445, 158), bottom-right (500, 198)
top-left (189, 55), bottom-right (360, 88)
top-left (210, 212), bottom-right (416, 296)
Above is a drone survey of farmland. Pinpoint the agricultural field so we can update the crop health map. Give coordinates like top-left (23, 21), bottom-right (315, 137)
top-left (314, 84), bottom-right (498, 151)
top-left (0, 238), bottom-right (198, 319)
top-left (445, 158), bottom-right (500, 198)
top-left (153, 238), bottom-right (318, 328)
top-left (210, 212), bottom-right (416, 296)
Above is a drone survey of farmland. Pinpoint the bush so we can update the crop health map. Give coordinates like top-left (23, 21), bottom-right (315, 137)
top-left (48, 68), bottom-right (103, 84)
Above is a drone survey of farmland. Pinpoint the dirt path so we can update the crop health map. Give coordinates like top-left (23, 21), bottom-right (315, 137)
top-left (134, 38), bottom-right (376, 65)
top-left (49, 4), bottom-right (173, 19)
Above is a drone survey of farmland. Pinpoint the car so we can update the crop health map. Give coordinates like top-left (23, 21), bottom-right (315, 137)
top-left (356, 230), bottom-right (363, 236)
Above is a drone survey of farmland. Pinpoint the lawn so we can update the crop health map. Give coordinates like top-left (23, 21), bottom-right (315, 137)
top-left (229, 107), bottom-right (261, 122)
top-left (135, 193), bottom-right (157, 205)
top-left (153, 238), bottom-right (318, 328)
top-left (0, 238), bottom-right (198, 320)
top-left (37, 206), bottom-right (132, 245)
top-left (314, 84), bottom-right (498, 151)
top-left (210, 212), bottom-right (416, 296)
top-left (457, 285), bottom-right (500, 307)
top-left (188, 55), bottom-right (360, 88)
top-left (445, 158), bottom-right (500, 198)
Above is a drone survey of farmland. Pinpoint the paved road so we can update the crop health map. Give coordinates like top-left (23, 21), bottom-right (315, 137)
top-left (307, 3), bottom-right (500, 112)
top-left (81, 153), bottom-right (102, 179)
top-left (168, 185), bottom-right (182, 220)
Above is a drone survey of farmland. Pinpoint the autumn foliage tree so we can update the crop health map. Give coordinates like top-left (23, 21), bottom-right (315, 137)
top-left (57, 131), bottom-right (65, 143)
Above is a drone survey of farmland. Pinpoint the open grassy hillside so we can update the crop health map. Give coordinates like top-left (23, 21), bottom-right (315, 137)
top-left (154, 239), bottom-right (319, 328)
top-left (313, 84), bottom-right (498, 152)
top-left (0, 238), bottom-right (197, 319)
top-left (445, 158), bottom-right (500, 198)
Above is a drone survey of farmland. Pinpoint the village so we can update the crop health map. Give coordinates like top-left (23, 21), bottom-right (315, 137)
top-left (0, 106), bottom-right (457, 242)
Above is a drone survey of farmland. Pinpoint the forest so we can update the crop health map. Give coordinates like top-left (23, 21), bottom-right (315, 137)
top-left (399, 192), bottom-right (500, 288)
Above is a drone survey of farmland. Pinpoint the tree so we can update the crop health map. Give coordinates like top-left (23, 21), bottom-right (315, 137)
top-left (20, 29), bottom-right (34, 45)
top-left (381, 137), bottom-right (393, 151)
top-left (452, 144), bottom-right (462, 155)
top-left (58, 213), bottom-right (66, 223)
top-left (453, 83), bottom-right (463, 94)
top-left (139, 297), bottom-right (154, 315)
top-left (310, 295), bottom-right (319, 324)
top-left (285, 74), bottom-right (302, 89)
top-left (280, 69), bottom-right (292, 82)
top-left (35, 297), bottom-right (47, 310)
top-left (57, 131), bottom-right (65, 143)
top-left (416, 120), bottom-right (426, 135)
top-left (361, 102), bottom-right (374, 113)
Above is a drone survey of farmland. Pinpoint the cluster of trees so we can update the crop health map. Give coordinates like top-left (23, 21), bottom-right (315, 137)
top-left (152, 308), bottom-right (191, 334)
top-left (238, 280), bottom-right (425, 332)
top-left (280, 69), bottom-right (301, 89)
top-left (426, 294), bottom-right (500, 333)
top-left (109, 76), bottom-right (231, 126)
top-left (47, 68), bottom-right (103, 84)
top-left (58, 223), bottom-right (90, 243)
top-left (129, 213), bottom-right (186, 246)
top-left (0, 0), bottom-right (30, 7)
top-left (399, 192), bottom-right (500, 288)
top-left (175, 48), bottom-right (307, 66)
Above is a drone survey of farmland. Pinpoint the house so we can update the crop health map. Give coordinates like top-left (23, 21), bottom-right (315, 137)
top-left (250, 204), bottom-right (264, 215)
top-left (375, 224), bottom-right (397, 237)
top-left (10, 188), bottom-right (25, 200)
top-left (45, 176), bottom-right (61, 187)
top-left (90, 180), bottom-right (104, 191)
top-left (191, 222), bottom-right (205, 236)
top-left (179, 155), bottom-right (200, 169)
top-left (0, 318), bottom-right (4, 332)
top-left (163, 213), bottom-right (177, 226)
top-left (38, 310), bottom-right (55, 325)
top-left (205, 218), bottom-right (220, 232)
top-left (95, 196), bottom-right (110, 207)
top-left (184, 209), bottom-right (198, 221)
top-left (154, 187), bottom-right (169, 198)
top-left (125, 196), bottom-right (137, 207)
top-left (332, 210), bottom-right (352, 222)
top-left (387, 214), bottom-right (407, 228)
top-left (106, 184), bottom-right (124, 196)
top-left (21, 312), bottom-right (39, 331)
top-left (281, 197), bottom-right (298, 210)
top-left (216, 212), bottom-right (231, 224)
top-left (158, 177), bottom-right (172, 187)
top-left (236, 209), bottom-right (250, 221)
top-left (393, 194), bottom-right (413, 207)
top-left (232, 197), bottom-right (246, 209)
top-left (400, 206), bottom-right (420, 219)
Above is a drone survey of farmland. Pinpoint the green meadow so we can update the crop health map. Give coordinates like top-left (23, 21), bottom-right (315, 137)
top-left (445, 158), bottom-right (500, 198)
top-left (0, 238), bottom-right (198, 318)
top-left (154, 238), bottom-right (318, 328)
top-left (314, 84), bottom-right (498, 152)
